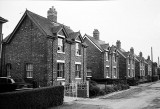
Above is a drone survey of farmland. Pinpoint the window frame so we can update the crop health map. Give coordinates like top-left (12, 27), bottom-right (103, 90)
top-left (75, 62), bottom-right (81, 79)
top-left (26, 63), bottom-right (33, 78)
top-left (75, 42), bottom-right (81, 56)
top-left (106, 66), bottom-right (110, 78)
top-left (57, 61), bottom-right (65, 79)
top-left (57, 36), bottom-right (65, 53)
top-left (6, 63), bottom-right (11, 77)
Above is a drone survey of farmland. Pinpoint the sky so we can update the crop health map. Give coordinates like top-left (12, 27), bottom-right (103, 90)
top-left (0, 0), bottom-right (160, 64)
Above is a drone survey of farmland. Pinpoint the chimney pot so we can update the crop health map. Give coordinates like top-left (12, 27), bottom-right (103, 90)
top-left (116, 40), bottom-right (121, 49)
top-left (47, 6), bottom-right (57, 22)
top-left (93, 29), bottom-right (99, 40)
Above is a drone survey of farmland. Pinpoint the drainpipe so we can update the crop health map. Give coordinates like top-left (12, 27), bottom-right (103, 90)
top-left (83, 45), bottom-right (85, 82)
top-left (69, 42), bottom-right (71, 83)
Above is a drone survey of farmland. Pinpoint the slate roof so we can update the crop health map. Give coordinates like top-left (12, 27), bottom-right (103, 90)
top-left (0, 16), bottom-right (8, 23)
top-left (3, 10), bottom-right (76, 43)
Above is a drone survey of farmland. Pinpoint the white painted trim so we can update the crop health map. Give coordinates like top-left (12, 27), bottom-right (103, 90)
top-left (57, 60), bottom-right (65, 63)
top-left (75, 40), bottom-right (81, 43)
top-left (84, 35), bottom-right (102, 52)
top-left (57, 78), bottom-right (65, 81)
top-left (117, 50), bottom-right (126, 58)
top-left (57, 51), bottom-right (65, 54)
top-left (113, 66), bottom-right (116, 68)
top-left (87, 76), bottom-right (92, 77)
top-left (57, 34), bottom-right (65, 38)
top-left (106, 76), bottom-right (110, 78)
top-left (106, 65), bottom-right (109, 67)
top-left (75, 62), bottom-right (81, 64)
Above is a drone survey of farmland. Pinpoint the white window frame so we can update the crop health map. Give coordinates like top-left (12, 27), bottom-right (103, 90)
top-left (57, 37), bottom-right (65, 54)
top-left (106, 66), bottom-right (110, 78)
top-left (75, 42), bottom-right (81, 56)
top-left (75, 62), bottom-right (81, 79)
top-left (26, 63), bottom-right (33, 78)
top-left (113, 67), bottom-right (117, 78)
top-left (57, 60), bottom-right (65, 79)
top-left (106, 52), bottom-right (109, 61)
top-left (6, 63), bottom-right (11, 77)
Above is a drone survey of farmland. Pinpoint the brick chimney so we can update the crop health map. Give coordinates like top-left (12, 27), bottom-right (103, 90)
top-left (148, 56), bottom-right (150, 60)
top-left (139, 52), bottom-right (142, 57)
top-left (116, 40), bottom-right (121, 49)
top-left (47, 6), bottom-right (57, 22)
top-left (93, 29), bottom-right (99, 40)
top-left (130, 47), bottom-right (134, 54)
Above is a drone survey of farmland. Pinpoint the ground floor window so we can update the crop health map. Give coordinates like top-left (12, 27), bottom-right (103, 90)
top-left (75, 64), bottom-right (81, 78)
top-left (87, 69), bottom-right (92, 77)
top-left (57, 63), bottom-right (65, 78)
top-left (6, 63), bottom-right (11, 77)
top-left (106, 67), bottom-right (110, 78)
top-left (128, 69), bottom-right (130, 77)
top-left (132, 69), bottom-right (135, 77)
top-left (113, 68), bottom-right (117, 78)
top-left (26, 63), bottom-right (33, 78)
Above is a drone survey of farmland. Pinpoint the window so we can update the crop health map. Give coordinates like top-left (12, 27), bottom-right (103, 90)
top-left (128, 69), bottom-right (130, 77)
top-left (57, 38), bottom-right (65, 53)
top-left (113, 68), bottom-right (117, 78)
top-left (106, 52), bottom-right (109, 61)
top-left (6, 63), bottom-right (11, 77)
top-left (128, 58), bottom-right (131, 64)
top-left (26, 64), bottom-right (33, 78)
top-left (106, 67), bottom-right (110, 78)
top-left (57, 63), bottom-right (64, 78)
top-left (132, 59), bottom-right (134, 64)
top-left (76, 43), bottom-right (81, 56)
top-left (132, 69), bottom-right (134, 77)
top-left (113, 54), bottom-right (116, 62)
top-left (75, 64), bottom-right (81, 78)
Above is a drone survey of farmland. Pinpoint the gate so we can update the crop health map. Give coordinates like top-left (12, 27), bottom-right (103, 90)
top-left (64, 81), bottom-right (89, 102)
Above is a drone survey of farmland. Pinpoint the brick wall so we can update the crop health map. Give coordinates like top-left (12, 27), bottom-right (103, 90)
top-left (4, 16), bottom-right (48, 86)
top-left (118, 55), bottom-right (126, 79)
top-left (84, 38), bottom-right (104, 79)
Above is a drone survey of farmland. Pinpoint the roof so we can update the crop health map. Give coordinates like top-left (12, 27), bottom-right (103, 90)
top-left (3, 9), bottom-right (76, 43)
top-left (0, 16), bottom-right (8, 23)
top-left (84, 34), bottom-right (106, 52)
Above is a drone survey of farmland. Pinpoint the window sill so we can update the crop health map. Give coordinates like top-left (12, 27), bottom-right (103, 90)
top-left (57, 78), bottom-right (65, 81)
top-left (57, 51), bottom-right (65, 54)
top-left (76, 54), bottom-right (81, 56)
top-left (87, 76), bottom-right (92, 77)
top-left (26, 77), bottom-right (33, 79)
top-left (106, 76), bottom-right (110, 78)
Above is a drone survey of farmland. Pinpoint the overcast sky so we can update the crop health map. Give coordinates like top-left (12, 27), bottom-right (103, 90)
top-left (0, 0), bottom-right (160, 63)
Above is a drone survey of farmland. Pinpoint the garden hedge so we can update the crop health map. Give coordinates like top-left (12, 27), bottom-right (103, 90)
top-left (0, 85), bottom-right (64, 109)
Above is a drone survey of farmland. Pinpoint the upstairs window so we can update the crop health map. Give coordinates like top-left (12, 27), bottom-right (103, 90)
top-left (106, 52), bottom-right (109, 61)
top-left (75, 64), bottom-right (81, 78)
top-left (26, 63), bottom-right (33, 78)
top-left (58, 38), bottom-right (65, 53)
top-left (57, 63), bottom-right (65, 78)
top-left (128, 58), bottom-right (131, 64)
top-left (76, 43), bottom-right (81, 56)
top-left (113, 54), bottom-right (116, 62)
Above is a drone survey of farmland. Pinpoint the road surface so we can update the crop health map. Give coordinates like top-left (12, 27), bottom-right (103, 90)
top-left (51, 81), bottom-right (160, 109)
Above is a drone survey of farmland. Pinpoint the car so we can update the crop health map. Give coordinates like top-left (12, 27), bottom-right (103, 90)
top-left (0, 77), bottom-right (33, 93)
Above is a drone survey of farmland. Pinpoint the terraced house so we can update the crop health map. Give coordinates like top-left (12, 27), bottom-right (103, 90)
top-left (1, 7), bottom-right (87, 87)
top-left (116, 40), bottom-right (136, 79)
top-left (83, 29), bottom-right (119, 79)
top-left (135, 52), bottom-right (146, 81)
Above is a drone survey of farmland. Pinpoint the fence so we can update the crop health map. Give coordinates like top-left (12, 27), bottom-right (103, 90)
top-left (64, 81), bottom-right (89, 101)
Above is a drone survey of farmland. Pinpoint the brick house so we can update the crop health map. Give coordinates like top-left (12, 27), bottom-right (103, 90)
top-left (2, 7), bottom-right (87, 87)
top-left (116, 40), bottom-right (136, 79)
top-left (135, 52), bottom-right (147, 81)
top-left (83, 29), bottom-right (119, 79)
top-left (0, 16), bottom-right (8, 75)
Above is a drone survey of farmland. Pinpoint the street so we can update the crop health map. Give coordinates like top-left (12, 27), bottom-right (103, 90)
top-left (52, 81), bottom-right (160, 109)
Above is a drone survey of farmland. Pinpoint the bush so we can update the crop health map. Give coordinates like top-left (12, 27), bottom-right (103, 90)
top-left (104, 86), bottom-right (115, 94)
top-left (152, 75), bottom-right (159, 82)
top-left (89, 80), bottom-right (101, 97)
top-left (0, 86), bottom-right (64, 109)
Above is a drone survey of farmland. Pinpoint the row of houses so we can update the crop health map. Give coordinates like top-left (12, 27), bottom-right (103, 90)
top-left (84, 30), bottom-right (159, 83)
top-left (0, 6), bottom-right (159, 87)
